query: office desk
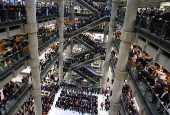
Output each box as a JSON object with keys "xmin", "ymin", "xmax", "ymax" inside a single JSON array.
[
  {"xmin": 16, "ymin": 36, "xmax": 24, "ymax": 42},
  {"xmin": 0, "ymin": 42, "xmax": 7, "ymax": 51}
]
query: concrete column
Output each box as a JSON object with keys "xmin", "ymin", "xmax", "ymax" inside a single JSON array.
[
  {"xmin": 102, "ymin": 0, "xmax": 118, "ymax": 90},
  {"xmin": 100, "ymin": 60, "xmax": 104, "ymax": 70},
  {"xmin": 20, "ymin": 24, "xmax": 24, "ymax": 33},
  {"xmin": 109, "ymin": 0, "xmax": 139, "ymax": 114},
  {"xmin": 107, "ymin": 0, "xmax": 112, "ymax": 10},
  {"xmin": 25, "ymin": 0, "xmax": 42, "ymax": 114},
  {"xmin": 103, "ymin": 22, "xmax": 108, "ymax": 43},
  {"xmin": 6, "ymin": 27, "xmax": 9, "ymax": 37},
  {"xmin": 59, "ymin": 0, "xmax": 64, "ymax": 84},
  {"xmin": 43, "ymin": 20, "xmax": 45, "ymax": 26},
  {"xmin": 155, "ymin": 48, "xmax": 164, "ymax": 62},
  {"xmin": 70, "ymin": 0, "xmax": 75, "ymax": 25},
  {"xmin": 143, "ymin": 40, "xmax": 150, "ymax": 51}
]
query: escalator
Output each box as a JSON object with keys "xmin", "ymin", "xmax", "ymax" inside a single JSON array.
[
  {"xmin": 74, "ymin": 66, "xmax": 102, "ymax": 84},
  {"xmin": 76, "ymin": 0, "xmax": 99, "ymax": 14},
  {"xmin": 72, "ymin": 49, "xmax": 95, "ymax": 58},
  {"xmin": 64, "ymin": 16, "xmax": 110, "ymax": 39},
  {"xmin": 64, "ymin": 53, "xmax": 105, "ymax": 71},
  {"xmin": 73, "ymin": 36, "xmax": 95, "ymax": 50},
  {"xmin": 81, "ymin": 0, "xmax": 102, "ymax": 11},
  {"xmin": 74, "ymin": 69, "xmax": 97, "ymax": 84}
]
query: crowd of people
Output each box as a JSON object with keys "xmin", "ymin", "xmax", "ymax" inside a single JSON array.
[
  {"xmin": 55, "ymin": 86, "xmax": 98, "ymax": 115},
  {"xmin": 64, "ymin": 33, "xmax": 105, "ymax": 68},
  {"xmin": 14, "ymin": 67, "xmax": 60, "ymax": 115},
  {"xmin": 60, "ymin": 82, "xmax": 101, "ymax": 95},
  {"xmin": 78, "ymin": 34, "xmax": 103, "ymax": 49},
  {"xmin": 0, "ymin": 2, "xmax": 60, "ymax": 22},
  {"xmin": 117, "ymin": 7, "xmax": 170, "ymax": 40},
  {"xmin": 82, "ymin": 0, "xmax": 103, "ymax": 11},
  {"xmin": 128, "ymin": 44, "xmax": 170, "ymax": 113},
  {"xmin": 112, "ymin": 21, "xmax": 170, "ymax": 114},
  {"xmin": 0, "ymin": 79, "xmax": 29, "ymax": 114},
  {"xmin": 15, "ymin": 95, "xmax": 35, "ymax": 115},
  {"xmin": 122, "ymin": 83, "xmax": 139, "ymax": 115},
  {"xmin": 0, "ymin": 26, "xmax": 57, "ymax": 73},
  {"xmin": 40, "ymin": 46, "xmax": 59, "ymax": 72},
  {"xmin": 0, "ymin": 0, "xmax": 110, "ymax": 23},
  {"xmin": 64, "ymin": 11, "xmax": 108, "ymax": 33},
  {"xmin": 0, "ymin": 36, "xmax": 28, "ymax": 71}
]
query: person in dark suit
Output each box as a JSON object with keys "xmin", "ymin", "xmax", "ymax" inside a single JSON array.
[
  {"xmin": 158, "ymin": 87, "xmax": 169, "ymax": 102},
  {"xmin": 161, "ymin": 7, "xmax": 170, "ymax": 20}
]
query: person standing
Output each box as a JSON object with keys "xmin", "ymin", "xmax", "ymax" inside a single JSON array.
[{"xmin": 100, "ymin": 102, "xmax": 104, "ymax": 110}]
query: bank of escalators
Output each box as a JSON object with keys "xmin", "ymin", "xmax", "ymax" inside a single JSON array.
[{"xmin": 64, "ymin": 51, "xmax": 105, "ymax": 84}]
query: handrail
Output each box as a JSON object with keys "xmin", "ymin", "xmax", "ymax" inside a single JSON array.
[
  {"xmin": 0, "ymin": 54, "xmax": 29, "ymax": 80},
  {"xmin": 76, "ymin": 0, "xmax": 99, "ymax": 14},
  {"xmin": 0, "ymin": 11, "xmax": 94, "ymax": 29},
  {"xmin": 110, "ymin": 58, "xmax": 156, "ymax": 115},
  {"xmin": 82, "ymin": 0, "xmax": 101, "ymax": 11},
  {"xmin": 40, "ymin": 40, "xmax": 70, "ymax": 76},
  {"xmin": 64, "ymin": 16, "xmax": 110, "ymax": 38},
  {"xmin": 0, "ymin": 16, "xmax": 109, "ymax": 82},
  {"xmin": 74, "ymin": 70, "xmax": 97, "ymax": 83},
  {"xmin": 0, "ymin": 34, "xmax": 58, "ymax": 80},
  {"xmin": 1, "ymin": 84, "xmax": 32, "ymax": 115},
  {"xmin": 120, "ymin": 95, "xmax": 128, "ymax": 115},
  {"xmin": 0, "ymin": 40, "xmax": 70, "ymax": 115},
  {"xmin": 127, "ymin": 63, "xmax": 170, "ymax": 115},
  {"xmin": 72, "ymin": 49, "xmax": 94, "ymax": 58},
  {"xmin": 129, "ymin": 65, "xmax": 169, "ymax": 115},
  {"xmin": 116, "ymin": 12, "xmax": 170, "ymax": 53},
  {"xmin": 65, "ymin": 54, "xmax": 105, "ymax": 70},
  {"xmin": 73, "ymin": 36, "xmax": 95, "ymax": 50}
]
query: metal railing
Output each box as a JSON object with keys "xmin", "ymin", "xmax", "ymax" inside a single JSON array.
[
  {"xmin": 73, "ymin": 36, "xmax": 95, "ymax": 50},
  {"xmin": 0, "ymin": 39, "xmax": 70, "ymax": 115},
  {"xmin": 81, "ymin": 0, "xmax": 101, "ymax": 11},
  {"xmin": 64, "ymin": 16, "xmax": 110, "ymax": 38},
  {"xmin": 127, "ymin": 61, "xmax": 169, "ymax": 115},
  {"xmin": 116, "ymin": 12, "xmax": 170, "ymax": 52},
  {"xmin": 74, "ymin": 69, "xmax": 98, "ymax": 84},
  {"xmin": 0, "ymin": 83, "xmax": 32, "ymax": 115},
  {"xmin": 0, "ymin": 32, "xmax": 58, "ymax": 80},
  {"xmin": 110, "ymin": 58, "xmax": 156, "ymax": 115},
  {"xmin": 76, "ymin": 0, "xmax": 99, "ymax": 14},
  {"xmin": 64, "ymin": 53, "xmax": 105, "ymax": 70},
  {"xmin": 0, "ymin": 15, "xmax": 109, "ymax": 84}
]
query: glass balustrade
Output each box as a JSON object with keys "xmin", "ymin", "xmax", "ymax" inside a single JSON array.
[
  {"xmin": 0, "ymin": 39, "xmax": 70, "ymax": 115},
  {"xmin": 116, "ymin": 12, "xmax": 170, "ymax": 52},
  {"xmin": 64, "ymin": 16, "xmax": 110, "ymax": 38},
  {"xmin": 0, "ymin": 32, "xmax": 58, "ymax": 80},
  {"xmin": 82, "ymin": 0, "xmax": 101, "ymax": 11},
  {"xmin": 0, "ymin": 83, "xmax": 32, "ymax": 115},
  {"xmin": 127, "ymin": 61, "xmax": 169, "ymax": 115},
  {"xmin": 0, "ymin": 14, "xmax": 109, "ymax": 87},
  {"xmin": 74, "ymin": 70, "xmax": 97, "ymax": 84}
]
